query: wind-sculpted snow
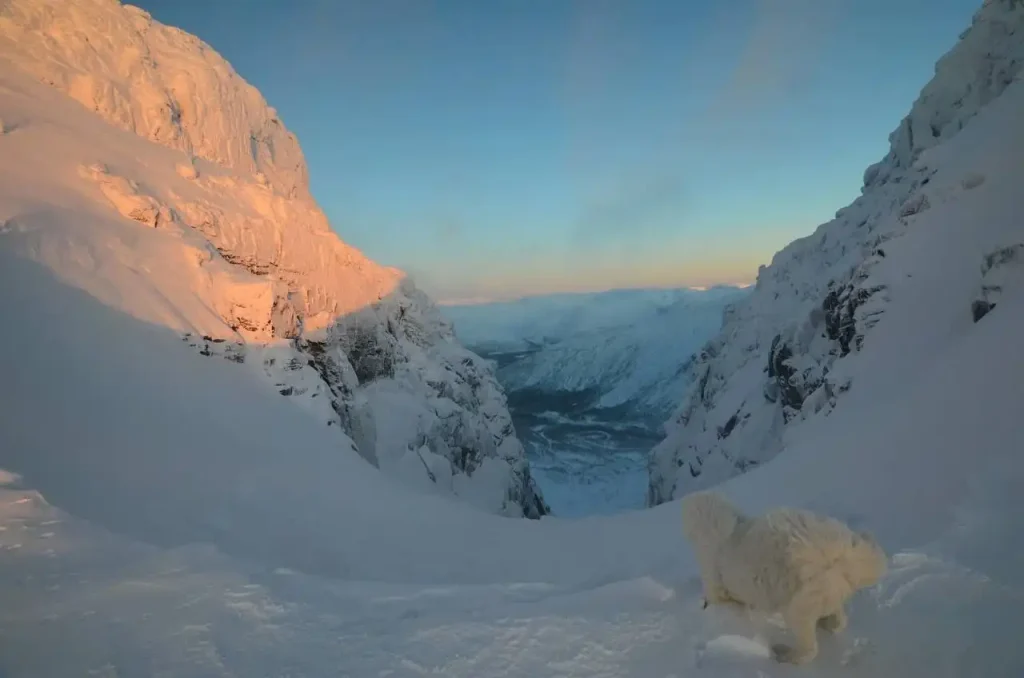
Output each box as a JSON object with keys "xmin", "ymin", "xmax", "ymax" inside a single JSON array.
[
  {"xmin": 648, "ymin": 0, "xmax": 1024, "ymax": 505},
  {"xmin": 0, "ymin": 0, "xmax": 545, "ymax": 517}
]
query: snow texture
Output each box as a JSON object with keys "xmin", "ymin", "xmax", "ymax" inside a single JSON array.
[
  {"xmin": 648, "ymin": 0, "xmax": 1024, "ymax": 505},
  {"xmin": 0, "ymin": 1, "xmax": 1022, "ymax": 677},
  {"xmin": 0, "ymin": 0, "xmax": 545, "ymax": 518},
  {"xmin": 444, "ymin": 286, "xmax": 749, "ymax": 420},
  {"xmin": 1, "ymin": 221, "xmax": 1022, "ymax": 675}
]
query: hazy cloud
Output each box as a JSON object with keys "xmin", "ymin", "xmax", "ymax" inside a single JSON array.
[
  {"xmin": 433, "ymin": 213, "xmax": 464, "ymax": 245},
  {"xmin": 562, "ymin": 0, "xmax": 625, "ymax": 172},
  {"xmin": 571, "ymin": 171, "xmax": 688, "ymax": 249},
  {"xmin": 703, "ymin": 0, "xmax": 846, "ymax": 120},
  {"xmin": 297, "ymin": 0, "xmax": 440, "ymax": 88}
]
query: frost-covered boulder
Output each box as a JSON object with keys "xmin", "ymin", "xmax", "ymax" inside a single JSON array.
[
  {"xmin": 972, "ymin": 243, "xmax": 1024, "ymax": 322},
  {"xmin": 0, "ymin": 0, "xmax": 546, "ymax": 517},
  {"xmin": 648, "ymin": 0, "xmax": 1024, "ymax": 505}
]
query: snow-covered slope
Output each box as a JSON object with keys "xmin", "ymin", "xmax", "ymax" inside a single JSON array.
[
  {"xmin": 648, "ymin": 0, "xmax": 1024, "ymax": 505},
  {"xmin": 1, "ymin": 172, "xmax": 1022, "ymax": 675},
  {"xmin": 1, "ymin": 2, "xmax": 1023, "ymax": 675},
  {"xmin": 0, "ymin": 0, "xmax": 545, "ymax": 518},
  {"xmin": 445, "ymin": 286, "xmax": 748, "ymax": 420}
]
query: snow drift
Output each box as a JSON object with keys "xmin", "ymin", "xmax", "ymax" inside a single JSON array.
[
  {"xmin": 648, "ymin": 0, "xmax": 1024, "ymax": 505},
  {"xmin": 0, "ymin": 0, "xmax": 545, "ymax": 518}
]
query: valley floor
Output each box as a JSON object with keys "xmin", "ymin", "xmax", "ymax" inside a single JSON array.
[{"xmin": 516, "ymin": 410, "xmax": 658, "ymax": 518}]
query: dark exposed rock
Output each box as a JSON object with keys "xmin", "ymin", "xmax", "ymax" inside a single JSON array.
[
  {"xmin": 823, "ymin": 282, "xmax": 887, "ymax": 357},
  {"xmin": 982, "ymin": 243, "xmax": 1024, "ymax": 273},
  {"xmin": 717, "ymin": 413, "xmax": 739, "ymax": 440},
  {"xmin": 511, "ymin": 462, "xmax": 550, "ymax": 518},
  {"xmin": 767, "ymin": 335, "xmax": 806, "ymax": 421},
  {"xmin": 335, "ymin": 322, "xmax": 396, "ymax": 384},
  {"xmin": 972, "ymin": 299, "xmax": 996, "ymax": 322},
  {"xmin": 696, "ymin": 365, "xmax": 713, "ymax": 408},
  {"xmin": 296, "ymin": 338, "xmax": 356, "ymax": 433},
  {"xmin": 899, "ymin": 192, "xmax": 931, "ymax": 217},
  {"xmin": 972, "ymin": 243, "xmax": 1024, "ymax": 322}
]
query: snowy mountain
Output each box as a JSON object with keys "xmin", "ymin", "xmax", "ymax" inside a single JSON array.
[
  {"xmin": 444, "ymin": 286, "xmax": 749, "ymax": 421},
  {"xmin": 1, "ymin": 1, "xmax": 1023, "ymax": 676},
  {"xmin": 0, "ymin": 0, "xmax": 545, "ymax": 518},
  {"xmin": 648, "ymin": 0, "xmax": 1024, "ymax": 505}
]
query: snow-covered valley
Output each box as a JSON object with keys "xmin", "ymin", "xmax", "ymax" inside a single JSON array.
[
  {"xmin": 508, "ymin": 400, "xmax": 660, "ymax": 518},
  {"xmin": 1, "ymin": 0, "xmax": 1024, "ymax": 676},
  {"xmin": 444, "ymin": 287, "xmax": 748, "ymax": 514},
  {"xmin": 444, "ymin": 285, "xmax": 749, "ymax": 424}
]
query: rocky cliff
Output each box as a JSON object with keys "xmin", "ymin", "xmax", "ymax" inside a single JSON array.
[{"xmin": 0, "ymin": 0, "xmax": 546, "ymax": 517}]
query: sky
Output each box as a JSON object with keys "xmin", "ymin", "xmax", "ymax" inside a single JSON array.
[{"xmin": 134, "ymin": 0, "xmax": 981, "ymax": 304}]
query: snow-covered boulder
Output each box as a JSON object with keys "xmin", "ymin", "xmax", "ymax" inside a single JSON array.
[
  {"xmin": 0, "ymin": 0, "xmax": 545, "ymax": 517},
  {"xmin": 648, "ymin": 0, "xmax": 1024, "ymax": 505},
  {"xmin": 972, "ymin": 243, "xmax": 1024, "ymax": 322}
]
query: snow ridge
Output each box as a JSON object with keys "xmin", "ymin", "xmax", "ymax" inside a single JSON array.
[
  {"xmin": 648, "ymin": 0, "xmax": 1024, "ymax": 505},
  {"xmin": 0, "ymin": 0, "xmax": 307, "ymax": 198},
  {"xmin": 0, "ymin": 0, "xmax": 545, "ymax": 517}
]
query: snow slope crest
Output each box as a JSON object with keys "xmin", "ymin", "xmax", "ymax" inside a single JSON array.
[
  {"xmin": 0, "ymin": 0, "xmax": 545, "ymax": 517},
  {"xmin": 648, "ymin": 0, "xmax": 1024, "ymax": 505},
  {"xmin": 0, "ymin": 0, "xmax": 307, "ymax": 198}
]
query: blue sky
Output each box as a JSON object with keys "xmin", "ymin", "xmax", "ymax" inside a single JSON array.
[{"xmin": 136, "ymin": 0, "xmax": 980, "ymax": 303}]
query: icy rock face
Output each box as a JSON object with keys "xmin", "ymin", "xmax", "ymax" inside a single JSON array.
[
  {"xmin": 191, "ymin": 281, "xmax": 549, "ymax": 518},
  {"xmin": 0, "ymin": 0, "xmax": 545, "ymax": 517},
  {"xmin": 648, "ymin": 0, "xmax": 1024, "ymax": 506}
]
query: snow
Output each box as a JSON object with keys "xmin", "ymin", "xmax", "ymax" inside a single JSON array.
[
  {"xmin": 1, "ymin": 245, "xmax": 1021, "ymax": 674},
  {"xmin": 521, "ymin": 414, "xmax": 657, "ymax": 517},
  {"xmin": 444, "ymin": 286, "xmax": 748, "ymax": 419},
  {"xmin": 648, "ymin": 0, "xmax": 1024, "ymax": 505},
  {"xmin": 0, "ymin": 0, "xmax": 308, "ymax": 199},
  {"xmin": 0, "ymin": 0, "xmax": 545, "ymax": 518},
  {"xmin": 0, "ymin": 0, "xmax": 1023, "ymax": 676},
  {"xmin": 443, "ymin": 286, "xmax": 746, "ymax": 353}
]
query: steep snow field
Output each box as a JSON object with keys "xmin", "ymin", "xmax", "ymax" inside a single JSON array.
[
  {"xmin": 1, "ymin": 0, "xmax": 1023, "ymax": 676},
  {"xmin": 445, "ymin": 286, "xmax": 748, "ymax": 419},
  {"xmin": 445, "ymin": 287, "xmax": 749, "ymax": 516},
  {"xmin": 648, "ymin": 0, "xmax": 1024, "ymax": 505}
]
